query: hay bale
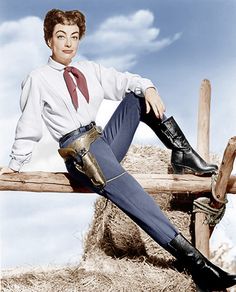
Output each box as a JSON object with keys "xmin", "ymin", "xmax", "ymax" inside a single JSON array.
[
  {"xmin": 122, "ymin": 145, "xmax": 171, "ymax": 175},
  {"xmin": 83, "ymin": 197, "xmax": 147, "ymax": 259},
  {"xmin": 83, "ymin": 196, "xmax": 192, "ymax": 258}
]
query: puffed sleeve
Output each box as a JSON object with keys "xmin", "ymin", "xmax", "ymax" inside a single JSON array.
[
  {"xmin": 92, "ymin": 62, "xmax": 157, "ymax": 101},
  {"xmin": 9, "ymin": 74, "xmax": 43, "ymax": 171}
]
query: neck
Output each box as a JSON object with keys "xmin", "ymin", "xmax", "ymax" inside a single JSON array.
[{"xmin": 51, "ymin": 55, "xmax": 72, "ymax": 66}]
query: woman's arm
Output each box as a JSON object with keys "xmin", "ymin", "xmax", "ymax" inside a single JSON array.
[
  {"xmin": 92, "ymin": 62, "xmax": 155, "ymax": 100},
  {"xmin": 9, "ymin": 74, "xmax": 43, "ymax": 172},
  {"xmin": 91, "ymin": 62, "xmax": 165, "ymax": 119}
]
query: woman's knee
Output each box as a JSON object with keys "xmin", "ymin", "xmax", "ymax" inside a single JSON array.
[{"xmin": 123, "ymin": 92, "xmax": 145, "ymax": 109}]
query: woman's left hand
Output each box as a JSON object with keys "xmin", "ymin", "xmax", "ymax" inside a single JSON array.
[{"xmin": 144, "ymin": 87, "xmax": 166, "ymax": 120}]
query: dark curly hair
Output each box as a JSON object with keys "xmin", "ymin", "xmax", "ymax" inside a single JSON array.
[{"xmin": 44, "ymin": 9, "xmax": 86, "ymax": 46}]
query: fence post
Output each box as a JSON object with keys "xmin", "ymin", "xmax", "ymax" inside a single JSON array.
[
  {"xmin": 195, "ymin": 79, "xmax": 211, "ymax": 258},
  {"xmin": 211, "ymin": 136, "xmax": 236, "ymax": 210}
]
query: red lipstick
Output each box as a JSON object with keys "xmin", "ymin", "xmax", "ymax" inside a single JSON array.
[{"xmin": 63, "ymin": 50, "xmax": 73, "ymax": 54}]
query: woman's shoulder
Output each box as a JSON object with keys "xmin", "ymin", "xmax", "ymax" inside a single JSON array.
[
  {"xmin": 21, "ymin": 65, "xmax": 48, "ymax": 87},
  {"xmin": 27, "ymin": 64, "xmax": 48, "ymax": 78}
]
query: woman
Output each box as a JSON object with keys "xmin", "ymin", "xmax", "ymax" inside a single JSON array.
[{"xmin": 1, "ymin": 9, "xmax": 235, "ymax": 290}]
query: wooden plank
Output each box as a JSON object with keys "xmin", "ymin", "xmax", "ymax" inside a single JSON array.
[{"xmin": 0, "ymin": 172, "xmax": 236, "ymax": 194}]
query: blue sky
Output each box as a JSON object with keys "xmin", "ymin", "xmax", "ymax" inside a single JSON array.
[{"xmin": 0, "ymin": 0, "xmax": 236, "ymax": 269}]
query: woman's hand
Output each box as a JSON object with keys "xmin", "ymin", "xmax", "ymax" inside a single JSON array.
[
  {"xmin": 0, "ymin": 167, "xmax": 15, "ymax": 175},
  {"xmin": 144, "ymin": 87, "xmax": 166, "ymax": 120}
]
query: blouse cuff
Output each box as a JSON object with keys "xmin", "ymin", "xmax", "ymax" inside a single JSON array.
[
  {"xmin": 136, "ymin": 79, "xmax": 158, "ymax": 97},
  {"xmin": 8, "ymin": 158, "xmax": 23, "ymax": 172}
]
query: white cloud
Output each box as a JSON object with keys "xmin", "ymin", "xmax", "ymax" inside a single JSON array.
[
  {"xmin": 0, "ymin": 17, "xmax": 49, "ymax": 119},
  {"xmin": 1, "ymin": 192, "xmax": 98, "ymax": 268},
  {"xmin": 209, "ymin": 62, "xmax": 236, "ymax": 155},
  {"xmin": 0, "ymin": 16, "xmax": 48, "ymax": 75},
  {"xmin": 81, "ymin": 10, "xmax": 181, "ymax": 70},
  {"xmin": 211, "ymin": 194, "xmax": 236, "ymax": 261},
  {"xmin": 95, "ymin": 54, "xmax": 137, "ymax": 72}
]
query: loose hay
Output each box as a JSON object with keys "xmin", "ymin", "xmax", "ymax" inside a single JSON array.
[
  {"xmin": 2, "ymin": 260, "xmax": 194, "ymax": 292},
  {"xmin": 2, "ymin": 145, "xmax": 219, "ymax": 292}
]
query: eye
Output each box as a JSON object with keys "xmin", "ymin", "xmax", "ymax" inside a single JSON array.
[
  {"xmin": 57, "ymin": 35, "xmax": 65, "ymax": 39},
  {"xmin": 72, "ymin": 36, "xmax": 79, "ymax": 40}
]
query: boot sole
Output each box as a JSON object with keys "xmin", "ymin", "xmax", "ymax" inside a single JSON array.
[{"xmin": 172, "ymin": 164, "xmax": 216, "ymax": 176}]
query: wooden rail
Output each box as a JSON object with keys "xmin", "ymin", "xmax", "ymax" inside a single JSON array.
[{"xmin": 0, "ymin": 171, "xmax": 236, "ymax": 194}]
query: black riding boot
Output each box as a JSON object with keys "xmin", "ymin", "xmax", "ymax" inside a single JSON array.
[
  {"xmin": 166, "ymin": 234, "xmax": 236, "ymax": 290},
  {"xmin": 141, "ymin": 111, "xmax": 218, "ymax": 175},
  {"xmin": 160, "ymin": 116, "xmax": 218, "ymax": 174}
]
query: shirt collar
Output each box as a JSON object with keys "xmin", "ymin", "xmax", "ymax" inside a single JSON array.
[{"xmin": 47, "ymin": 57, "xmax": 72, "ymax": 71}]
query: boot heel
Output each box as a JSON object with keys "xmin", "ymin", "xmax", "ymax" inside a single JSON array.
[{"xmin": 172, "ymin": 164, "xmax": 184, "ymax": 174}]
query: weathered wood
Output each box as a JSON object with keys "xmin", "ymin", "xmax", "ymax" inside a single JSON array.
[
  {"xmin": 0, "ymin": 172, "xmax": 91, "ymax": 193},
  {"xmin": 197, "ymin": 79, "xmax": 211, "ymax": 161},
  {"xmin": 211, "ymin": 136, "xmax": 236, "ymax": 209},
  {"xmin": 194, "ymin": 214, "xmax": 210, "ymax": 258},
  {"xmin": 195, "ymin": 79, "xmax": 211, "ymax": 258},
  {"xmin": 0, "ymin": 171, "xmax": 236, "ymax": 194}
]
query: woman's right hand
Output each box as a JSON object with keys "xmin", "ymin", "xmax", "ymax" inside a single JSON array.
[{"xmin": 0, "ymin": 167, "xmax": 15, "ymax": 175}]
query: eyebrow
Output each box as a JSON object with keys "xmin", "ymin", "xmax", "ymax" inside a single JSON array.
[{"xmin": 55, "ymin": 30, "xmax": 79, "ymax": 35}]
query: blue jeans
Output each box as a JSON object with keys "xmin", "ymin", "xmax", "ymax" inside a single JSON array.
[{"xmin": 60, "ymin": 92, "xmax": 179, "ymax": 247}]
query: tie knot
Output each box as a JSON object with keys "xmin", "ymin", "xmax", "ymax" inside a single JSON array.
[{"xmin": 65, "ymin": 66, "xmax": 78, "ymax": 76}]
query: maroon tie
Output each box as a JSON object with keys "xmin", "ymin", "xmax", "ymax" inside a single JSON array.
[{"xmin": 63, "ymin": 66, "xmax": 90, "ymax": 110}]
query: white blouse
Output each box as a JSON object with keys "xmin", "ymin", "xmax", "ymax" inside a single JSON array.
[{"xmin": 9, "ymin": 57, "xmax": 155, "ymax": 171}]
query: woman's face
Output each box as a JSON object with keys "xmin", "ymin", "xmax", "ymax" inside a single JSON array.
[{"xmin": 48, "ymin": 23, "xmax": 80, "ymax": 65}]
